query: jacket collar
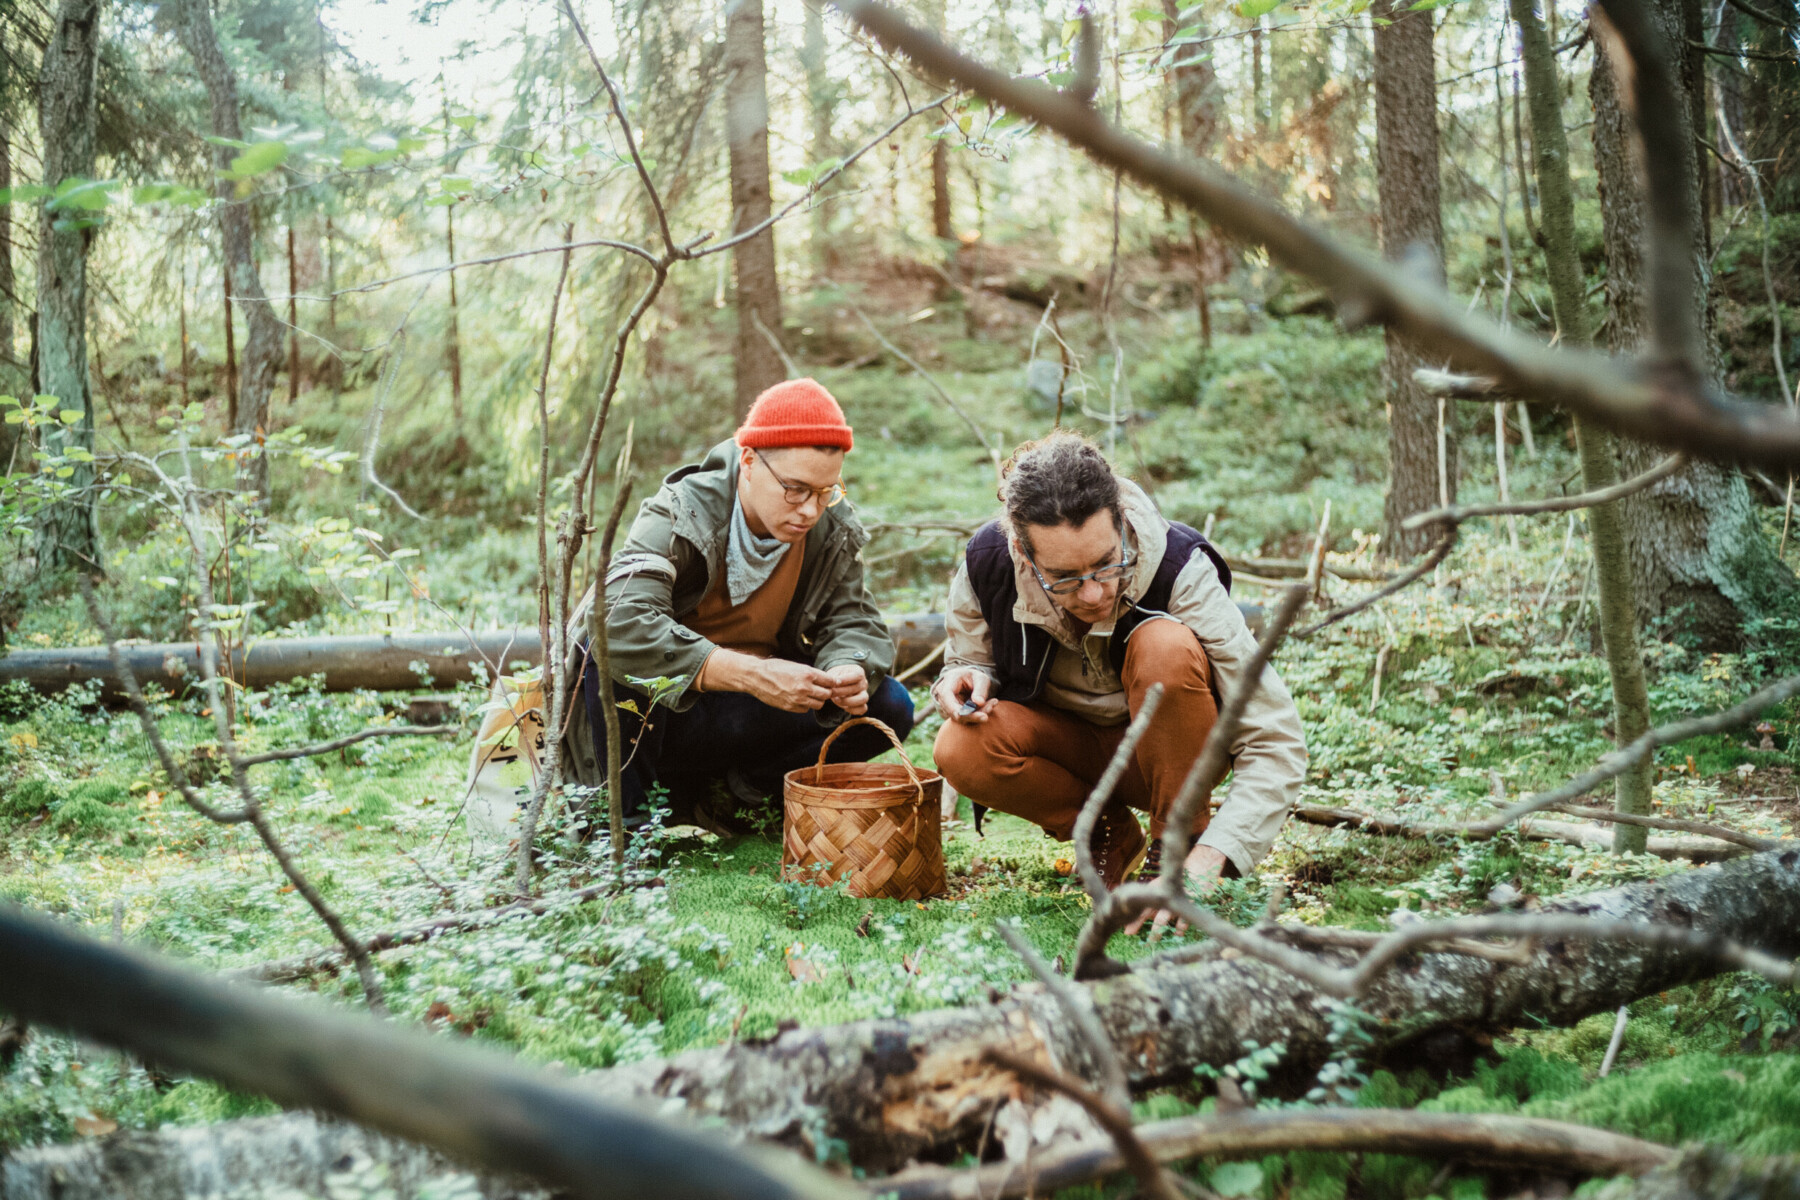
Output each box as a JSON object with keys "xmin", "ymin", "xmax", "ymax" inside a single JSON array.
[
  {"xmin": 664, "ymin": 438, "xmax": 869, "ymax": 580},
  {"xmin": 1006, "ymin": 479, "xmax": 1168, "ymax": 633}
]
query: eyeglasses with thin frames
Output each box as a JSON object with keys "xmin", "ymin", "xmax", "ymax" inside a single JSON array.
[
  {"xmin": 755, "ymin": 450, "xmax": 847, "ymax": 509},
  {"xmin": 1025, "ymin": 528, "xmax": 1137, "ymax": 597}
]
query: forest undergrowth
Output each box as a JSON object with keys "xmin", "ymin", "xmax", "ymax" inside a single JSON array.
[{"xmin": 3, "ymin": 299, "xmax": 1799, "ymax": 1200}]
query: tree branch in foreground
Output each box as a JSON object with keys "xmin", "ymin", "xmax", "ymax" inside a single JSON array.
[
  {"xmin": 1293, "ymin": 529, "xmax": 1457, "ymax": 638},
  {"xmin": 832, "ymin": 0, "xmax": 1800, "ymax": 470},
  {"xmin": 238, "ymin": 724, "xmax": 456, "ymax": 766},
  {"xmin": 1402, "ymin": 453, "xmax": 1686, "ymax": 531},
  {"xmin": 883, "ymin": 1108, "xmax": 1675, "ymax": 1200},
  {"xmin": 0, "ymin": 905, "xmax": 851, "ymax": 1200}
]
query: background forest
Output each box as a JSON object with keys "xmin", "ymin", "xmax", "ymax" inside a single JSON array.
[{"xmin": 1, "ymin": 0, "xmax": 1799, "ymax": 1196}]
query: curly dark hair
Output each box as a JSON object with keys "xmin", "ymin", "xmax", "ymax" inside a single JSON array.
[{"xmin": 999, "ymin": 431, "xmax": 1122, "ymax": 547}]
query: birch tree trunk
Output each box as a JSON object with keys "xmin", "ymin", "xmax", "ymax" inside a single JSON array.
[
  {"xmin": 9, "ymin": 848, "xmax": 1800, "ymax": 1194},
  {"xmin": 168, "ymin": 0, "xmax": 285, "ymax": 504},
  {"xmin": 1589, "ymin": 1, "xmax": 1796, "ymax": 651},
  {"xmin": 1372, "ymin": 0, "xmax": 1453, "ymax": 559},
  {"xmin": 32, "ymin": 0, "xmax": 102, "ymax": 574},
  {"xmin": 724, "ymin": 0, "xmax": 784, "ymax": 420},
  {"xmin": 1510, "ymin": 0, "xmax": 1655, "ymax": 854}
]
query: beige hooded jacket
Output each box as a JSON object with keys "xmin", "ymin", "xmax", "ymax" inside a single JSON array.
[{"xmin": 937, "ymin": 480, "xmax": 1308, "ymax": 876}]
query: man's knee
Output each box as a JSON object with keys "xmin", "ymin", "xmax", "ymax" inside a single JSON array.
[
  {"xmin": 867, "ymin": 675, "xmax": 916, "ymax": 740},
  {"xmin": 1123, "ymin": 617, "xmax": 1211, "ymax": 688}
]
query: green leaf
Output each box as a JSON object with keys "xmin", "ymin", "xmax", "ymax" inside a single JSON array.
[
  {"xmin": 449, "ymin": 114, "xmax": 478, "ymax": 133},
  {"xmin": 59, "ymin": 410, "xmax": 82, "ymax": 425},
  {"xmin": 1166, "ymin": 51, "xmax": 1214, "ymax": 69},
  {"xmin": 341, "ymin": 145, "xmax": 400, "ymax": 170},
  {"xmin": 47, "ymin": 178, "xmax": 117, "ymax": 212},
  {"xmin": 3, "ymin": 411, "xmax": 23, "ymax": 425},
  {"xmin": 203, "ymin": 135, "xmax": 250, "ymax": 150},
  {"xmin": 1211, "ymin": 1162, "xmax": 1264, "ymax": 1198},
  {"xmin": 1130, "ymin": 6, "xmax": 1165, "ymax": 20},
  {"xmin": 1234, "ymin": 0, "xmax": 1280, "ymax": 16},
  {"xmin": 225, "ymin": 141, "xmax": 289, "ymax": 179},
  {"xmin": 395, "ymin": 135, "xmax": 428, "ymax": 154},
  {"xmin": 0, "ymin": 185, "xmax": 52, "ymax": 205},
  {"xmin": 133, "ymin": 182, "xmax": 208, "ymax": 207},
  {"xmin": 781, "ymin": 166, "xmax": 816, "ymax": 186}
]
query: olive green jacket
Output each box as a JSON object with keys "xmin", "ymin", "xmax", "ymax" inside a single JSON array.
[{"xmin": 595, "ymin": 438, "xmax": 894, "ymax": 716}]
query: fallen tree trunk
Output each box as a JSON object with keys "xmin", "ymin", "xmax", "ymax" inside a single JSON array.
[
  {"xmin": 1292, "ymin": 803, "xmax": 1757, "ymax": 863},
  {"xmin": 6, "ymin": 849, "xmax": 1798, "ymax": 1194}
]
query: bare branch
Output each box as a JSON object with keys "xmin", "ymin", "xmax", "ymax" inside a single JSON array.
[
  {"xmin": 832, "ymin": 0, "xmax": 1800, "ymax": 469},
  {"xmin": 561, "ymin": 0, "xmax": 675, "ymax": 257},
  {"xmin": 1402, "ymin": 453, "xmax": 1685, "ymax": 531},
  {"xmin": 979, "ymin": 1047, "xmax": 1182, "ymax": 1200},
  {"xmin": 1294, "ymin": 528, "xmax": 1457, "ymax": 638},
  {"xmin": 852, "ymin": 308, "xmax": 1003, "ymax": 480},
  {"xmin": 994, "ymin": 923, "xmax": 1130, "ymax": 1115},
  {"xmin": 267, "ymin": 237, "xmax": 661, "ymax": 303},
  {"xmin": 883, "ymin": 1108, "xmax": 1674, "ymax": 1200},
  {"xmin": 1070, "ymin": 684, "xmax": 1165, "ymax": 904},
  {"xmin": 1542, "ymin": 802, "xmax": 1782, "ymax": 850},
  {"xmin": 237, "ymin": 725, "xmax": 457, "ymax": 767}
]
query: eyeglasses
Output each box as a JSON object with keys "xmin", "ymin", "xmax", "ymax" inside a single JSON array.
[
  {"xmin": 1025, "ymin": 540, "xmax": 1137, "ymax": 597},
  {"xmin": 755, "ymin": 450, "xmax": 846, "ymax": 509}
]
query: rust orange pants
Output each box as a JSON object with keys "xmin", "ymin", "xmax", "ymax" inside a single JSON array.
[{"xmin": 933, "ymin": 617, "xmax": 1220, "ymax": 843}]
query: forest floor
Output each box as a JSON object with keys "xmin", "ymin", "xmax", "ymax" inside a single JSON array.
[{"xmin": 4, "ymin": 286, "xmax": 1800, "ymax": 1199}]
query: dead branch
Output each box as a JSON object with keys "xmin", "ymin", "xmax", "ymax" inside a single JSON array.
[
  {"xmin": 562, "ymin": 0, "xmax": 674, "ymax": 256},
  {"xmin": 1403, "ymin": 453, "xmax": 1685, "ymax": 531},
  {"xmin": 994, "ymin": 923, "xmax": 1130, "ymax": 1115},
  {"xmin": 979, "ymin": 1047, "xmax": 1183, "ymax": 1200},
  {"xmin": 0, "ymin": 906, "xmax": 852, "ymax": 1200},
  {"xmin": 1070, "ymin": 684, "xmax": 1166, "ymax": 904},
  {"xmin": 852, "ymin": 308, "xmax": 1003, "ymax": 480},
  {"xmin": 1542, "ymin": 803, "xmax": 1783, "ymax": 850},
  {"xmin": 1294, "ymin": 529, "xmax": 1457, "ymax": 638},
  {"xmin": 883, "ymin": 1109, "xmax": 1674, "ymax": 1200},
  {"xmin": 832, "ymin": 0, "xmax": 1800, "ymax": 470},
  {"xmin": 238, "ymin": 724, "xmax": 456, "ymax": 766},
  {"xmin": 1289, "ymin": 803, "xmax": 1752, "ymax": 862}
]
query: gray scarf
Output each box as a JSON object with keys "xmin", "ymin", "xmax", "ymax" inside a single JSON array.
[{"xmin": 725, "ymin": 498, "xmax": 792, "ymax": 606}]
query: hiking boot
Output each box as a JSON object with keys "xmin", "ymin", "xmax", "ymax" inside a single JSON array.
[
  {"xmin": 1135, "ymin": 832, "xmax": 1197, "ymax": 883},
  {"xmin": 1089, "ymin": 805, "xmax": 1148, "ymax": 890}
]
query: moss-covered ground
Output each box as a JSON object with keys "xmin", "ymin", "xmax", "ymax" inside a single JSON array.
[{"xmin": 3, "ymin": 307, "xmax": 1799, "ymax": 1198}]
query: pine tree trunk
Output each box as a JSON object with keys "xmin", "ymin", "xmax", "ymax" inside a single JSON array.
[
  {"xmin": 1512, "ymin": 0, "xmax": 1655, "ymax": 854},
  {"xmin": 801, "ymin": 0, "xmax": 836, "ymax": 274},
  {"xmin": 724, "ymin": 0, "xmax": 783, "ymax": 420},
  {"xmin": 0, "ymin": 63, "xmax": 18, "ymax": 472},
  {"xmin": 1372, "ymin": 0, "xmax": 1453, "ymax": 559},
  {"xmin": 1162, "ymin": 0, "xmax": 1224, "ymax": 346},
  {"xmin": 1588, "ymin": 2, "xmax": 1795, "ymax": 652},
  {"xmin": 168, "ymin": 0, "xmax": 284, "ymax": 503},
  {"xmin": 32, "ymin": 0, "xmax": 102, "ymax": 574}
]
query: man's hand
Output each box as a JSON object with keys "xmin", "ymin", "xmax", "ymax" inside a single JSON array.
[
  {"xmin": 1125, "ymin": 843, "xmax": 1230, "ymax": 937},
  {"xmin": 747, "ymin": 658, "xmax": 837, "ymax": 713},
  {"xmin": 932, "ymin": 667, "xmax": 997, "ymax": 724},
  {"xmin": 821, "ymin": 664, "xmax": 870, "ymax": 715}
]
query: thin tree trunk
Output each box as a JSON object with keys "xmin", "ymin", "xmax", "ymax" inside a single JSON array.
[
  {"xmin": 32, "ymin": 0, "xmax": 103, "ymax": 574},
  {"xmin": 1513, "ymin": 0, "xmax": 1655, "ymax": 854},
  {"xmin": 223, "ymin": 287, "xmax": 237, "ymax": 428},
  {"xmin": 801, "ymin": 0, "xmax": 836, "ymax": 274},
  {"xmin": 11, "ymin": 848, "xmax": 1800, "ymax": 1190},
  {"xmin": 178, "ymin": 261, "xmax": 189, "ymax": 407},
  {"xmin": 1162, "ymin": 0, "xmax": 1223, "ymax": 346},
  {"xmin": 1373, "ymin": 0, "xmax": 1452, "ymax": 559},
  {"xmin": 724, "ymin": 0, "xmax": 783, "ymax": 420},
  {"xmin": 1589, "ymin": 3, "xmax": 1796, "ymax": 651},
  {"xmin": 286, "ymin": 224, "xmax": 299, "ymax": 405},
  {"xmin": 169, "ymin": 0, "xmax": 284, "ymax": 503},
  {"xmin": 446, "ymin": 204, "xmax": 462, "ymax": 427},
  {"xmin": 0, "ymin": 63, "xmax": 16, "ymax": 471},
  {"xmin": 931, "ymin": 141, "xmax": 951, "ymax": 240},
  {"xmin": 325, "ymin": 215, "xmax": 339, "ymax": 401}
]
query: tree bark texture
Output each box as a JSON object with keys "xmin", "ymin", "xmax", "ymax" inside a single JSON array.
[
  {"xmin": 724, "ymin": 0, "xmax": 784, "ymax": 420},
  {"xmin": 31, "ymin": 0, "xmax": 103, "ymax": 574},
  {"xmin": 169, "ymin": 0, "xmax": 284, "ymax": 502},
  {"xmin": 1511, "ymin": 0, "xmax": 1654, "ymax": 853},
  {"xmin": 1162, "ymin": 0, "xmax": 1225, "ymax": 346},
  {"xmin": 0, "ymin": 60, "xmax": 17, "ymax": 473},
  {"xmin": 1589, "ymin": 5, "xmax": 1796, "ymax": 651},
  {"xmin": 9, "ymin": 848, "xmax": 1800, "ymax": 1193},
  {"xmin": 801, "ymin": 0, "xmax": 836, "ymax": 273},
  {"xmin": 1371, "ymin": 0, "xmax": 1453, "ymax": 559}
]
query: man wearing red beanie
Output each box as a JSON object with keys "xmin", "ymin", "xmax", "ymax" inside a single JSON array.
[{"xmin": 577, "ymin": 378, "xmax": 914, "ymax": 830}]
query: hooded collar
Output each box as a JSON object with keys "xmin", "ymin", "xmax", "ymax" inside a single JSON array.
[{"xmin": 1005, "ymin": 479, "xmax": 1168, "ymax": 634}]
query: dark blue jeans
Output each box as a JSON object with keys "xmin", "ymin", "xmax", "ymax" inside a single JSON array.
[{"xmin": 582, "ymin": 660, "xmax": 916, "ymax": 820}]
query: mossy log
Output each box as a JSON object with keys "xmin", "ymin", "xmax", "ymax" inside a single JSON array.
[{"xmin": 5, "ymin": 850, "xmax": 1798, "ymax": 1196}]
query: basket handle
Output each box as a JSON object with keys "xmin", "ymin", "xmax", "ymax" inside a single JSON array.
[{"xmin": 814, "ymin": 716, "xmax": 925, "ymax": 798}]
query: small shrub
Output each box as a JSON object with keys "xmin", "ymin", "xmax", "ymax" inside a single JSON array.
[{"xmin": 2, "ymin": 778, "xmax": 61, "ymax": 824}]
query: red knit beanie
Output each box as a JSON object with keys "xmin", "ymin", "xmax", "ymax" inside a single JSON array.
[{"xmin": 734, "ymin": 378, "xmax": 854, "ymax": 451}]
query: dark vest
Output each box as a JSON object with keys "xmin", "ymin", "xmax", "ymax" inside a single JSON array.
[{"xmin": 964, "ymin": 517, "xmax": 1230, "ymax": 705}]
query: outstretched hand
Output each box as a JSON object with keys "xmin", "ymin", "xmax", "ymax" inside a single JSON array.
[{"xmin": 1125, "ymin": 843, "xmax": 1230, "ymax": 937}]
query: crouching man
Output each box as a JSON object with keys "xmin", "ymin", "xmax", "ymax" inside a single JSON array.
[
  {"xmin": 932, "ymin": 432, "xmax": 1306, "ymax": 911},
  {"xmin": 588, "ymin": 378, "xmax": 914, "ymax": 829}
]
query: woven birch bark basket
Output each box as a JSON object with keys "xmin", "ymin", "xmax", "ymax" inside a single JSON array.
[{"xmin": 781, "ymin": 716, "xmax": 946, "ymax": 901}]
